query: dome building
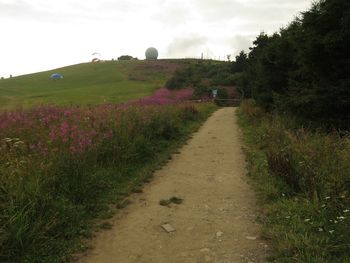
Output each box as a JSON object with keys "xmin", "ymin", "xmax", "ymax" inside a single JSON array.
[{"xmin": 145, "ymin": 47, "xmax": 158, "ymax": 60}]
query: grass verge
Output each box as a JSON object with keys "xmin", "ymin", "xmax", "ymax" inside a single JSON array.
[{"xmin": 237, "ymin": 100, "xmax": 350, "ymax": 263}]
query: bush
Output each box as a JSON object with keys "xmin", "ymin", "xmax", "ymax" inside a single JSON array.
[
  {"xmin": 193, "ymin": 83, "xmax": 211, "ymax": 98},
  {"xmin": 165, "ymin": 60, "xmax": 241, "ymax": 91},
  {"xmin": 118, "ymin": 55, "xmax": 135, "ymax": 60},
  {"xmin": 165, "ymin": 68, "xmax": 192, "ymax": 90}
]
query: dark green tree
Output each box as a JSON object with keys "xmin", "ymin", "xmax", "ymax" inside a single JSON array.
[{"xmin": 241, "ymin": 0, "xmax": 350, "ymax": 126}]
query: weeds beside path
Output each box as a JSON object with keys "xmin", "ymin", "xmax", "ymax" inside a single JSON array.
[
  {"xmin": 237, "ymin": 100, "xmax": 350, "ymax": 262},
  {"xmin": 78, "ymin": 108, "xmax": 268, "ymax": 263}
]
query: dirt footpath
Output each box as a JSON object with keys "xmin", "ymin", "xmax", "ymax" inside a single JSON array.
[{"xmin": 78, "ymin": 107, "xmax": 268, "ymax": 263}]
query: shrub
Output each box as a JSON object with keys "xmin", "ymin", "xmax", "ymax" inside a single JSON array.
[
  {"xmin": 117, "ymin": 55, "xmax": 134, "ymax": 60},
  {"xmin": 193, "ymin": 83, "xmax": 211, "ymax": 98},
  {"xmin": 165, "ymin": 60, "xmax": 240, "ymax": 91},
  {"xmin": 239, "ymin": 99, "xmax": 265, "ymax": 119}
]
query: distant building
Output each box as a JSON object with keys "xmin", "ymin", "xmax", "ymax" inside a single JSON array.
[
  {"xmin": 118, "ymin": 55, "xmax": 134, "ymax": 61},
  {"xmin": 145, "ymin": 47, "xmax": 158, "ymax": 60}
]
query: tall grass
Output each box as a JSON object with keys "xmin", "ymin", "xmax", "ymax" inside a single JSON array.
[
  {"xmin": 238, "ymin": 100, "xmax": 350, "ymax": 262},
  {"xmin": 0, "ymin": 102, "xmax": 216, "ymax": 262}
]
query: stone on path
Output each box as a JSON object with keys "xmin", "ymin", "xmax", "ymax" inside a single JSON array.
[
  {"xmin": 246, "ymin": 236, "xmax": 257, "ymax": 240},
  {"xmin": 161, "ymin": 223, "xmax": 176, "ymax": 233}
]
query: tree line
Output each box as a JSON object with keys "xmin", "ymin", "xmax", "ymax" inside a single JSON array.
[{"xmin": 238, "ymin": 0, "xmax": 350, "ymax": 128}]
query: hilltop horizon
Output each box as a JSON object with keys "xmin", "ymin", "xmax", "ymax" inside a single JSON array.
[{"xmin": 0, "ymin": 0, "xmax": 312, "ymax": 77}]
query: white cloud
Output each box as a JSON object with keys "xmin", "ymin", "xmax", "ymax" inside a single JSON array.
[
  {"xmin": 167, "ymin": 34, "xmax": 208, "ymax": 58},
  {"xmin": 0, "ymin": 0, "xmax": 313, "ymax": 77}
]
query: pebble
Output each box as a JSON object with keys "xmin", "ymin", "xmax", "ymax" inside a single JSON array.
[
  {"xmin": 246, "ymin": 236, "xmax": 257, "ymax": 240},
  {"xmin": 161, "ymin": 223, "xmax": 176, "ymax": 233},
  {"xmin": 216, "ymin": 231, "xmax": 224, "ymax": 238}
]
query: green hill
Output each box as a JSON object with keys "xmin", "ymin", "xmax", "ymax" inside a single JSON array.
[{"xmin": 0, "ymin": 60, "xmax": 181, "ymax": 110}]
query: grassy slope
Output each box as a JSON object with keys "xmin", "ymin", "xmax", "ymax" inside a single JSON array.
[{"xmin": 0, "ymin": 60, "xmax": 180, "ymax": 110}]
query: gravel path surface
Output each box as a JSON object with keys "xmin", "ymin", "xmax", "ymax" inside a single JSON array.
[{"xmin": 78, "ymin": 107, "xmax": 268, "ymax": 263}]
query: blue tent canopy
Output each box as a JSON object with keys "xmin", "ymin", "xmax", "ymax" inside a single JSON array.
[{"xmin": 50, "ymin": 73, "xmax": 63, "ymax": 79}]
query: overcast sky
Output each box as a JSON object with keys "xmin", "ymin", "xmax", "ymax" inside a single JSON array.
[{"xmin": 0, "ymin": 0, "xmax": 312, "ymax": 77}]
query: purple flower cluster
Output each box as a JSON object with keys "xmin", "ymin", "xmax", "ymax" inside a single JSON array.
[
  {"xmin": 0, "ymin": 88, "xmax": 194, "ymax": 154},
  {"xmin": 0, "ymin": 106, "xmax": 111, "ymax": 154}
]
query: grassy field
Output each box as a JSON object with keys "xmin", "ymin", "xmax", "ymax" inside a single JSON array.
[{"xmin": 0, "ymin": 60, "xmax": 181, "ymax": 110}]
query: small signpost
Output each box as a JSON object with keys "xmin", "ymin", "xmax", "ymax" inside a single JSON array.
[{"xmin": 212, "ymin": 89, "xmax": 218, "ymax": 98}]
